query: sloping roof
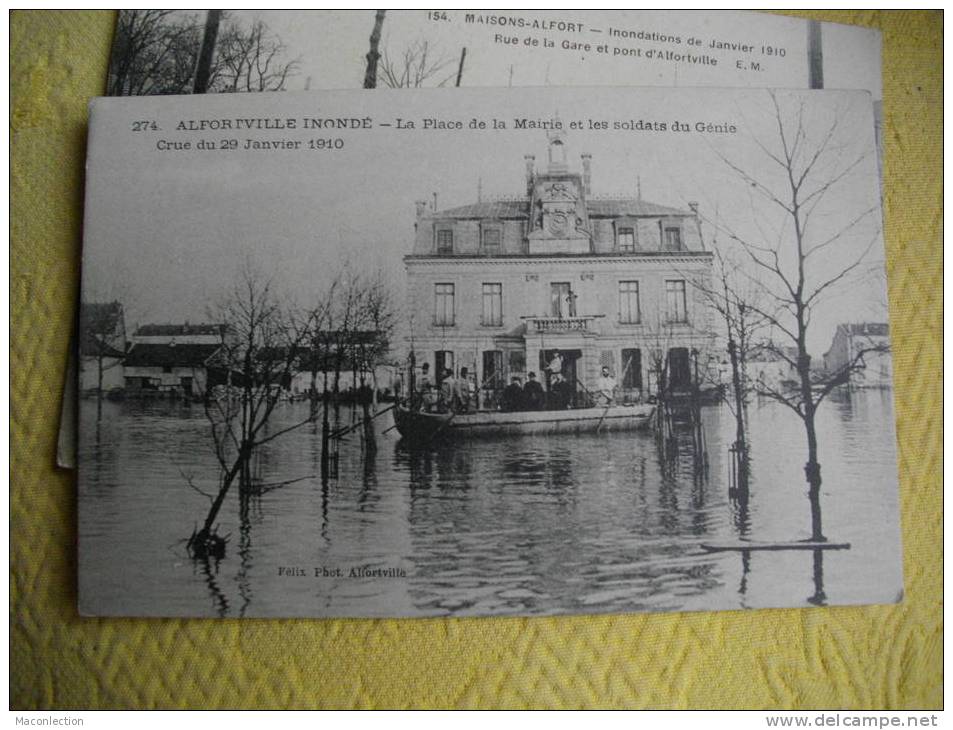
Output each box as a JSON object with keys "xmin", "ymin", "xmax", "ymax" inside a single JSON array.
[
  {"xmin": 134, "ymin": 323, "xmax": 225, "ymax": 337},
  {"xmin": 435, "ymin": 200, "xmax": 530, "ymax": 219},
  {"xmin": 433, "ymin": 197, "xmax": 690, "ymax": 220},
  {"xmin": 80, "ymin": 333, "xmax": 126, "ymax": 359},
  {"xmin": 124, "ymin": 343, "xmax": 220, "ymax": 368},
  {"xmin": 586, "ymin": 199, "xmax": 691, "ymax": 218}
]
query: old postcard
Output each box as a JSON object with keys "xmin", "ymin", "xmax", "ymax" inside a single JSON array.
[
  {"xmin": 58, "ymin": 10, "xmax": 883, "ymax": 469},
  {"xmin": 78, "ymin": 86, "xmax": 900, "ymax": 617}
]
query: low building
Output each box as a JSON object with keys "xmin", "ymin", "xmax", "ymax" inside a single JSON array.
[
  {"xmin": 123, "ymin": 323, "xmax": 226, "ymax": 398},
  {"xmin": 822, "ymin": 323, "xmax": 892, "ymax": 388},
  {"xmin": 123, "ymin": 343, "xmax": 222, "ymax": 397},
  {"xmin": 404, "ymin": 131, "xmax": 714, "ymax": 405},
  {"xmin": 79, "ymin": 301, "xmax": 127, "ymax": 394}
]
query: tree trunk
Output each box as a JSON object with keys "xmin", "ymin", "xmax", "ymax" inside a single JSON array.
[
  {"xmin": 363, "ymin": 10, "xmax": 386, "ymax": 89},
  {"xmin": 193, "ymin": 10, "xmax": 222, "ymax": 94},
  {"xmin": 797, "ymin": 352, "xmax": 825, "ymax": 542},
  {"xmin": 727, "ymin": 338, "xmax": 748, "ymax": 490}
]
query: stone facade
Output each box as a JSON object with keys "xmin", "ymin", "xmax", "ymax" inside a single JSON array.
[{"xmin": 404, "ymin": 132, "xmax": 715, "ymax": 405}]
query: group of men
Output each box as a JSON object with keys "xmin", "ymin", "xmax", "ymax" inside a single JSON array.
[
  {"xmin": 416, "ymin": 363, "xmax": 477, "ymax": 414},
  {"xmin": 414, "ymin": 349, "xmax": 619, "ymax": 414}
]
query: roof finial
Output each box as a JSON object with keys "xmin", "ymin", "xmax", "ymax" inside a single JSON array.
[{"xmin": 477, "ymin": 176, "xmax": 482, "ymax": 202}]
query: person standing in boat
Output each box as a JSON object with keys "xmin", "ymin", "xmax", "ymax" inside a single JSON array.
[
  {"xmin": 546, "ymin": 349, "xmax": 564, "ymax": 384},
  {"xmin": 418, "ymin": 362, "xmax": 437, "ymax": 412},
  {"xmin": 549, "ymin": 373, "xmax": 573, "ymax": 410},
  {"xmin": 440, "ymin": 368, "xmax": 457, "ymax": 413},
  {"xmin": 455, "ymin": 367, "xmax": 471, "ymax": 413},
  {"xmin": 501, "ymin": 375, "xmax": 523, "ymax": 412},
  {"xmin": 522, "ymin": 371, "xmax": 546, "ymax": 411},
  {"xmin": 595, "ymin": 365, "xmax": 617, "ymax": 406}
]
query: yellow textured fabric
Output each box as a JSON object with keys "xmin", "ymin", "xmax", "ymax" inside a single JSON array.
[{"xmin": 10, "ymin": 10, "xmax": 941, "ymax": 709}]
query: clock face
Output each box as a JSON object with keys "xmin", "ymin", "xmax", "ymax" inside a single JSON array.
[{"xmin": 548, "ymin": 211, "xmax": 569, "ymax": 235}]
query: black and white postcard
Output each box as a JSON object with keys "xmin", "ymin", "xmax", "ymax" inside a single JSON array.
[
  {"xmin": 59, "ymin": 10, "xmax": 885, "ymax": 469},
  {"xmin": 78, "ymin": 86, "xmax": 900, "ymax": 617}
]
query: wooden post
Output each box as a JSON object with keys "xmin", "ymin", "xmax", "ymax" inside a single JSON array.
[
  {"xmin": 364, "ymin": 10, "xmax": 386, "ymax": 89},
  {"xmin": 808, "ymin": 20, "xmax": 823, "ymax": 90},
  {"xmin": 193, "ymin": 10, "xmax": 222, "ymax": 94},
  {"xmin": 455, "ymin": 47, "xmax": 467, "ymax": 87}
]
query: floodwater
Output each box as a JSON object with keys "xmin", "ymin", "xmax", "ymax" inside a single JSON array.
[{"xmin": 78, "ymin": 390, "xmax": 903, "ymax": 617}]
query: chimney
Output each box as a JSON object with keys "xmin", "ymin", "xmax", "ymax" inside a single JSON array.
[
  {"xmin": 432, "ymin": 192, "xmax": 438, "ymax": 212},
  {"xmin": 581, "ymin": 153, "xmax": 592, "ymax": 196},
  {"xmin": 524, "ymin": 154, "xmax": 535, "ymax": 195},
  {"xmin": 415, "ymin": 200, "xmax": 428, "ymax": 218},
  {"xmin": 688, "ymin": 201, "xmax": 699, "ymax": 217}
]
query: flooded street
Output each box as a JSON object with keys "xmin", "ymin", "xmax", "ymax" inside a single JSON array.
[{"xmin": 78, "ymin": 390, "xmax": 902, "ymax": 617}]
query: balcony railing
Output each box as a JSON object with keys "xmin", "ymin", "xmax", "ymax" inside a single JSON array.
[{"xmin": 521, "ymin": 315, "xmax": 604, "ymax": 333}]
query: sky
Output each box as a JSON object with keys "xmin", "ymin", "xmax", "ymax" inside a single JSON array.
[{"xmin": 83, "ymin": 85, "xmax": 886, "ymax": 356}]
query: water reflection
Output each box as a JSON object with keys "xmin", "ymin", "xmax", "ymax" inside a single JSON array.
[{"xmin": 77, "ymin": 390, "xmax": 903, "ymax": 617}]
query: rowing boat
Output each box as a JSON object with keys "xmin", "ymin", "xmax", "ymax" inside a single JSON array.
[{"xmin": 392, "ymin": 403, "xmax": 655, "ymax": 443}]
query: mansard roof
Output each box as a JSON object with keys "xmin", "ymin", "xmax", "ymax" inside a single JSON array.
[{"xmin": 433, "ymin": 197, "xmax": 691, "ymax": 220}]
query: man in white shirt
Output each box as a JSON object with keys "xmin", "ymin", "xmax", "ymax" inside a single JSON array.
[
  {"xmin": 547, "ymin": 350, "xmax": 563, "ymax": 381},
  {"xmin": 596, "ymin": 366, "xmax": 617, "ymax": 406}
]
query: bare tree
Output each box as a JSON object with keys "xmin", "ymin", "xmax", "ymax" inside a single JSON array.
[
  {"xmin": 107, "ymin": 10, "xmax": 201, "ymax": 96},
  {"xmin": 107, "ymin": 11, "xmax": 298, "ymax": 96},
  {"xmin": 684, "ymin": 245, "xmax": 765, "ymax": 487},
  {"xmin": 189, "ymin": 263, "xmax": 316, "ymax": 557},
  {"xmin": 378, "ymin": 39, "xmax": 456, "ymax": 88},
  {"xmin": 211, "ymin": 18, "xmax": 299, "ymax": 93},
  {"xmin": 713, "ymin": 91, "xmax": 886, "ymax": 541}
]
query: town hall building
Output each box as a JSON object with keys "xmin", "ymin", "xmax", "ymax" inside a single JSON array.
[{"xmin": 404, "ymin": 131, "xmax": 715, "ymax": 405}]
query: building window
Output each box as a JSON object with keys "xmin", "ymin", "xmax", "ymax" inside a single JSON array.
[
  {"xmin": 663, "ymin": 226, "xmax": 683, "ymax": 251},
  {"xmin": 482, "ymin": 228, "xmax": 501, "ymax": 253},
  {"xmin": 665, "ymin": 280, "xmax": 688, "ymax": 323},
  {"xmin": 618, "ymin": 280, "xmax": 641, "ymax": 324},
  {"xmin": 550, "ymin": 282, "xmax": 576, "ymax": 318},
  {"xmin": 621, "ymin": 348, "xmax": 643, "ymax": 390},
  {"xmin": 482, "ymin": 283, "xmax": 502, "ymax": 326},
  {"xmin": 617, "ymin": 227, "xmax": 635, "ymax": 252},
  {"xmin": 436, "ymin": 229, "xmax": 453, "ymax": 254},
  {"xmin": 434, "ymin": 283, "xmax": 455, "ymax": 326}
]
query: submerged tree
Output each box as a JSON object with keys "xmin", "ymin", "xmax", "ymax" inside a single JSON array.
[
  {"xmin": 189, "ymin": 263, "xmax": 315, "ymax": 557},
  {"xmin": 713, "ymin": 91, "xmax": 887, "ymax": 541},
  {"xmin": 686, "ymin": 245, "xmax": 765, "ymax": 489}
]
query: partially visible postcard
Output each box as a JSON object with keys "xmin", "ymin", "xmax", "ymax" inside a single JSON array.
[{"xmin": 78, "ymin": 86, "xmax": 900, "ymax": 617}]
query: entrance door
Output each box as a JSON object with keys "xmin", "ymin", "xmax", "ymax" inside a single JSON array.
[
  {"xmin": 667, "ymin": 347, "xmax": 691, "ymax": 390},
  {"xmin": 482, "ymin": 350, "xmax": 503, "ymax": 390},
  {"xmin": 621, "ymin": 348, "xmax": 642, "ymax": 391},
  {"xmin": 540, "ymin": 348, "xmax": 582, "ymax": 405},
  {"xmin": 434, "ymin": 351, "xmax": 454, "ymax": 385}
]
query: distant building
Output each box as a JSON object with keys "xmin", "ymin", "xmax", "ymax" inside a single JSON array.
[
  {"xmin": 123, "ymin": 322, "xmax": 226, "ymax": 397},
  {"xmin": 822, "ymin": 323, "xmax": 892, "ymax": 388},
  {"xmin": 404, "ymin": 131, "xmax": 714, "ymax": 404},
  {"xmin": 79, "ymin": 301, "xmax": 127, "ymax": 394},
  {"xmin": 749, "ymin": 343, "xmax": 800, "ymax": 393},
  {"xmin": 289, "ymin": 331, "xmax": 397, "ymax": 399},
  {"xmin": 131, "ymin": 322, "xmax": 225, "ymax": 345}
]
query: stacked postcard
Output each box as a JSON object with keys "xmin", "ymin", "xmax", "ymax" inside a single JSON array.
[{"xmin": 75, "ymin": 10, "xmax": 900, "ymax": 618}]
